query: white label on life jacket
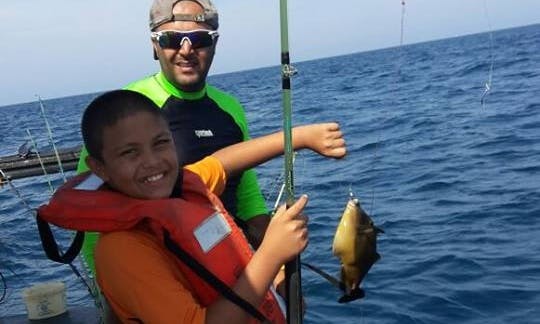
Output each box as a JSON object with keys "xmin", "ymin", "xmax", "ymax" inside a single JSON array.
[
  {"xmin": 75, "ymin": 173, "xmax": 104, "ymax": 190},
  {"xmin": 194, "ymin": 212, "xmax": 232, "ymax": 253}
]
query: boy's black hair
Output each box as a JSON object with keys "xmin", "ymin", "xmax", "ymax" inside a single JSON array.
[{"xmin": 81, "ymin": 89, "xmax": 165, "ymax": 161}]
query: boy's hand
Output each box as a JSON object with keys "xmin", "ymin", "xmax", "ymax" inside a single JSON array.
[
  {"xmin": 259, "ymin": 195, "xmax": 309, "ymax": 264},
  {"xmin": 294, "ymin": 123, "xmax": 347, "ymax": 159}
]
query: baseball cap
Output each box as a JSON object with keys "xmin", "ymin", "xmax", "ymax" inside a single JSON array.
[{"xmin": 149, "ymin": 0, "xmax": 219, "ymax": 31}]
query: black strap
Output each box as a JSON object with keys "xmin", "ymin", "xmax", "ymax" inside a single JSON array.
[
  {"xmin": 163, "ymin": 230, "xmax": 270, "ymax": 323},
  {"xmin": 36, "ymin": 214, "xmax": 84, "ymax": 264}
]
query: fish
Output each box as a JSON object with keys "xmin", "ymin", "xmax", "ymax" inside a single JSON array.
[{"xmin": 332, "ymin": 193, "xmax": 383, "ymax": 303}]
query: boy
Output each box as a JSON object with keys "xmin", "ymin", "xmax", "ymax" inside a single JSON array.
[{"xmin": 38, "ymin": 90, "xmax": 346, "ymax": 323}]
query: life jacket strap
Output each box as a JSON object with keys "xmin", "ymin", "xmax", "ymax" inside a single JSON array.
[
  {"xmin": 163, "ymin": 230, "xmax": 270, "ymax": 323},
  {"xmin": 36, "ymin": 213, "xmax": 84, "ymax": 264}
]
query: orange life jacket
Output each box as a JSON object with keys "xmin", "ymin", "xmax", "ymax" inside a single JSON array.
[{"xmin": 38, "ymin": 170, "xmax": 286, "ymax": 324}]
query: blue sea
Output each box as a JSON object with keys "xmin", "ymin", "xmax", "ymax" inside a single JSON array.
[{"xmin": 1, "ymin": 24, "xmax": 539, "ymax": 323}]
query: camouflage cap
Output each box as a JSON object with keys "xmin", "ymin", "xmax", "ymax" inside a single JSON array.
[{"xmin": 149, "ymin": 0, "xmax": 219, "ymax": 31}]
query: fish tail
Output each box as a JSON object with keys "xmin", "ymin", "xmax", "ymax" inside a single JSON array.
[{"xmin": 338, "ymin": 287, "xmax": 365, "ymax": 303}]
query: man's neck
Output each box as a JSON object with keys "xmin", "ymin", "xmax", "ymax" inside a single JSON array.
[{"xmin": 157, "ymin": 72, "xmax": 207, "ymax": 100}]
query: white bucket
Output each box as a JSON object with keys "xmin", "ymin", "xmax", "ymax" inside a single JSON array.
[{"xmin": 22, "ymin": 281, "xmax": 67, "ymax": 320}]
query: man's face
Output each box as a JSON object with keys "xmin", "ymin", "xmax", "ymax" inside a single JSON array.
[
  {"xmin": 88, "ymin": 112, "xmax": 179, "ymax": 200},
  {"xmin": 153, "ymin": 1, "xmax": 217, "ymax": 92}
]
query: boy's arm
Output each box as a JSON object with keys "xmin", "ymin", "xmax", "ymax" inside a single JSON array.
[
  {"xmin": 206, "ymin": 195, "xmax": 308, "ymax": 323},
  {"xmin": 213, "ymin": 123, "xmax": 346, "ymax": 177},
  {"xmin": 185, "ymin": 156, "xmax": 227, "ymax": 196}
]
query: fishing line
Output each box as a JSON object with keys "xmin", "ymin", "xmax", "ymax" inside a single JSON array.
[
  {"xmin": 400, "ymin": 0, "xmax": 406, "ymax": 47},
  {"xmin": 0, "ymin": 174, "xmax": 38, "ymax": 302},
  {"xmin": 37, "ymin": 95, "xmax": 67, "ymax": 183},
  {"xmin": 261, "ymin": 153, "xmax": 297, "ymax": 211},
  {"xmin": 34, "ymin": 97, "xmax": 100, "ymax": 304},
  {"xmin": 297, "ymin": 152, "xmax": 306, "ymax": 199},
  {"xmin": 26, "ymin": 129, "xmax": 55, "ymax": 194},
  {"xmin": 480, "ymin": 0, "xmax": 494, "ymax": 108},
  {"xmin": 349, "ymin": 0, "xmax": 406, "ymax": 216},
  {"xmin": 272, "ymin": 181, "xmax": 286, "ymax": 213},
  {"xmin": 263, "ymin": 169, "xmax": 285, "ymax": 212},
  {"xmin": 0, "ymin": 269, "xmax": 6, "ymax": 303},
  {"xmin": 365, "ymin": 0, "xmax": 407, "ymax": 217},
  {"xmin": 0, "ymin": 168, "xmax": 98, "ymax": 305},
  {"xmin": 0, "ymin": 263, "xmax": 27, "ymax": 304},
  {"xmin": 0, "ymin": 168, "xmax": 34, "ymax": 213}
]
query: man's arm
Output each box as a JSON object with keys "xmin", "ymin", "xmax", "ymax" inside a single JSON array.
[
  {"xmin": 235, "ymin": 169, "xmax": 270, "ymax": 249},
  {"xmin": 242, "ymin": 214, "xmax": 270, "ymax": 249}
]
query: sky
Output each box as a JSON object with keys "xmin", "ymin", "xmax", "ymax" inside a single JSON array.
[{"xmin": 1, "ymin": 0, "xmax": 539, "ymax": 107}]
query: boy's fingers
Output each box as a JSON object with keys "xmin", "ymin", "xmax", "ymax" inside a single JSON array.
[
  {"xmin": 333, "ymin": 147, "xmax": 347, "ymax": 158},
  {"xmin": 325, "ymin": 122, "xmax": 340, "ymax": 131},
  {"xmin": 284, "ymin": 195, "xmax": 308, "ymax": 218},
  {"xmin": 274, "ymin": 203, "xmax": 287, "ymax": 218},
  {"xmin": 332, "ymin": 138, "xmax": 346, "ymax": 148},
  {"xmin": 290, "ymin": 214, "xmax": 308, "ymax": 230},
  {"xmin": 331, "ymin": 130, "xmax": 343, "ymax": 139}
]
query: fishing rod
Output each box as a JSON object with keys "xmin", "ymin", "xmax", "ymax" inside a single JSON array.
[
  {"xmin": 279, "ymin": 0, "xmax": 303, "ymax": 322},
  {"xmin": 0, "ymin": 168, "xmax": 98, "ymax": 306},
  {"xmin": 26, "ymin": 128, "xmax": 55, "ymax": 194},
  {"xmin": 37, "ymin": 95, "xmax": 67, "ymax": 183}
]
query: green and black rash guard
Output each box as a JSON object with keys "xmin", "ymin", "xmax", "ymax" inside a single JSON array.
[
  {"xmin": 127, "ymin": 72, "xmax": 268, "ymax": 218},
  {"xmin": 76, "ymin": 72, "xmax": 268, "ymax": 274},
  {"xmin": 77, "ymin": 72, "xmax": 268, "ymax": 219}
]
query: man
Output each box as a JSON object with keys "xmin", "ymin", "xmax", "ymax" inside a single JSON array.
[{"xmin": 77, "ymin": 0, "xmax": 271, "ymax": 272}]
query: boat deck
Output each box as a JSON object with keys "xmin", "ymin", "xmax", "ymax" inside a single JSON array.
[
  {"xmin": 0, "ymin": 146, "xmax": 81, "ymax": 182},
  {"xmin": 0, "ymin": 307, "xmax": 99, "ymax": 324}
]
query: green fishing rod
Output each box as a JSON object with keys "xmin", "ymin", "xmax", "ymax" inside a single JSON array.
[{"xmin": 279, "ymin": 0, "xmax": 303, "ymax": 323}]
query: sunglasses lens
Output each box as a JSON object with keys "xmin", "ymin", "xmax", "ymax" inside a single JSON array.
[
  {"xmin": 189, "ymin": 31, "xmax": 214, "ymax": 48},
  {"xmin": 157, "ymin": 33, "xmax": 175, "ymax": 48},
  {"xmin": 158, "ymin": 31, "xmax": 214, "ymax": 49}
]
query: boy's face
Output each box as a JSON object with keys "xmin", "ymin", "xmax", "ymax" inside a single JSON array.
[{"xmin": 87, "ymin": 111, "xmax": 179, "ymax": 199}]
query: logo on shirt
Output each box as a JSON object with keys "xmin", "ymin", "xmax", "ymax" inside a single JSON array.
[{"xmin": 194, "ymin": 129, "xmax": 214, "ymax": 138}]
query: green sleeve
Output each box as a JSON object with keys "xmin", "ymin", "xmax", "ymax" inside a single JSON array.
[
  {"xmin": 76, "ymin": 145, "xmax": 99, "ymax": 275},
  {"xmin": 76, "ymin": 146, "xmax": 90, "ymax": 173},
  {"xmin": 236, "ymin": 169, "xmax": 269, "ymax": 220},
  {"xmin": 207, "ymin": 86, "xmax": 269, "ymax": 220}
]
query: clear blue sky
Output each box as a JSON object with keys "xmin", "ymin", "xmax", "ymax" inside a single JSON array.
[{"xmin": 1, "ymin": 0, "xmax": 539, "ymax": 107}]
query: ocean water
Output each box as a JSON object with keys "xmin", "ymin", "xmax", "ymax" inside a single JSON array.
[{"xmin": 1, "ymin": 24, "xmax": 539, "ymax": 323}]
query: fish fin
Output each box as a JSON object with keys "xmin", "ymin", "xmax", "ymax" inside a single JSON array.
[
  {"xmin": 301, "ymin": 262, "xmax": 343, "ymax": 290},
  {"xmin": 338, "ymin": 288, "xmax": 365, "ymax": 303}
]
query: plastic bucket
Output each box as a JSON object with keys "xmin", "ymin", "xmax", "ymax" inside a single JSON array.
[{"xmin": 22, "ymin": 281, "xmax": 67, "ymax": 320}]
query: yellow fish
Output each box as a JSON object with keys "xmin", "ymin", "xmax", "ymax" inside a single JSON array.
[{"xmin": 332, "ymin": 193, "xmax": 383, "ymax": 303}]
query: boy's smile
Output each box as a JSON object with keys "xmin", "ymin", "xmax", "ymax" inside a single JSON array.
[{"xmin": 88, "ymin": 111, "xmax": 179, "ymax": 200}]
